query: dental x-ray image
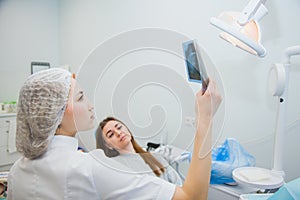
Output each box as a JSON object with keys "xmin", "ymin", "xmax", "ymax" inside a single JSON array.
[{"xmin": 182, "ymin": 40, "xmax": 202, "ymax": 83}]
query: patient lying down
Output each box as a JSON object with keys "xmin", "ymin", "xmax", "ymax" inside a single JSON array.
[{"xmin": 96, "ymin": 116, "xmax": 182, "ymax": 186}]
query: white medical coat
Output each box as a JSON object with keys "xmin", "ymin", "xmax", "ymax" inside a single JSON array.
[{"xmin": 7, "ymin": 135, "xmax": 175, "ymax": 200}]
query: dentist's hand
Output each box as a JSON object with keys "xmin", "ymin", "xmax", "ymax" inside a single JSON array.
[
  {"xmin": 195, "ymin": 79, "xmax": 222, "ymax": 122},
  {"xmin": 172, "ymin": 79, "xmax": 222, "ymax": 200}
]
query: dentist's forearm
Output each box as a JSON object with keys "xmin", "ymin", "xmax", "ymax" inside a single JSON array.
[{"xmin": 172, "ymin": 117, "xmax": 212, "ymax": 200}]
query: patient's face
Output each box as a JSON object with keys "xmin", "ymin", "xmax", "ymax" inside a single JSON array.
[{"xmin": 102, "ymin": 120, "xmax": 132, "ymax": 152}]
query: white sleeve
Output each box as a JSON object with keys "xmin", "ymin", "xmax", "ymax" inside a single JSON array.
[{"xmin": 89, "ymin": 149, "xmax": 176, "ymax": 200}]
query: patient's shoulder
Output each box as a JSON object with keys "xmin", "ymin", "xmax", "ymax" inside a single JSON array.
[
  {"xmin": 151, "ymin": 152, "xmax": 169, "ymax": 165},
  {"xmin": 88, "ymin": 149, "xmax": 132, "ymax": 171}
]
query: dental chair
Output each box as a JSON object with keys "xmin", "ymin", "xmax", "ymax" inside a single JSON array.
[{"xmin": 147, "ymin": 142, "xmax": 191, "ymax": 181}]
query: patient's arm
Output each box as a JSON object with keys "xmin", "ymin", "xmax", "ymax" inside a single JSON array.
[{"xmin": 172, "ymin": 80, "xmax": 222, "ymax": 200}]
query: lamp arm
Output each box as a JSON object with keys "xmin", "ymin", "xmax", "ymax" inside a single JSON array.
[
  {"xmin": 283, "ymin": 45, "xmax": 300, "ymax": 64},
  {"xmin": 238, "ymin": 0, "xmax": 267, "ymax": 25},
  {"xmin": 273, "ymin": 45, "xmax": 300, "ymax": 177}
]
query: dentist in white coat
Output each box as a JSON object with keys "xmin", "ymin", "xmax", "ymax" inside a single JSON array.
[{"xmin": 7, "ymin": 68, "xmax": 221, "ymax": 200}]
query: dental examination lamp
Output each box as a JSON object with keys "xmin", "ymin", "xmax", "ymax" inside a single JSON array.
[
  {"xmin": 210, "ymin": 0, "xmax": 268, "ymax": 57},
  {"xmin": 269, "ymin": 45, "xmax": 300, "ymax": 178}
]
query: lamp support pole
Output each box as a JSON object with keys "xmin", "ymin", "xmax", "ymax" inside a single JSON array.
[
  {"xmin": 238, "ymin": 0, "xmax": 268, "ymax": 25},
  {"xmin": 273, "ymin": 46, "xmax": 300, "ymax": 177}
]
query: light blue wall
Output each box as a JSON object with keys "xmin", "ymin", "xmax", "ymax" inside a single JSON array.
[{"xmin": 0, "ymin": 0, "xmax": 299, "ymax": 182}]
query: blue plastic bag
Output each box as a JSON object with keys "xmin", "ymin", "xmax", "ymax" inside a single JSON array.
[{"xmin": 210, "ymin": 138, "xmax": 255, "ymax": 184}]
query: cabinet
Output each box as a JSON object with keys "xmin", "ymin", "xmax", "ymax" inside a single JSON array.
[{"xmin": 0, "ymin": 114, "xmax": 20, "ymax": 170}]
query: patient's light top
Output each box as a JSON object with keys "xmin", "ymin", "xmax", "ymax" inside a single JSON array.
[{"xmin": 113, "ymin": 152, "xmax": 183, "ymax": 186}]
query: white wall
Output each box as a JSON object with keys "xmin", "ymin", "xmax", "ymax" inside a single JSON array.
[
  {"xmin": 0, "ymin": 0, "xmax": 59, "ymax": 101},
  {"xmin": 0, "ymin": 0, "xmax": 299, "ymax": 182},
  {"xmin": 59, "ymin": 0, "xmax": 300, "ymax": 182}
]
